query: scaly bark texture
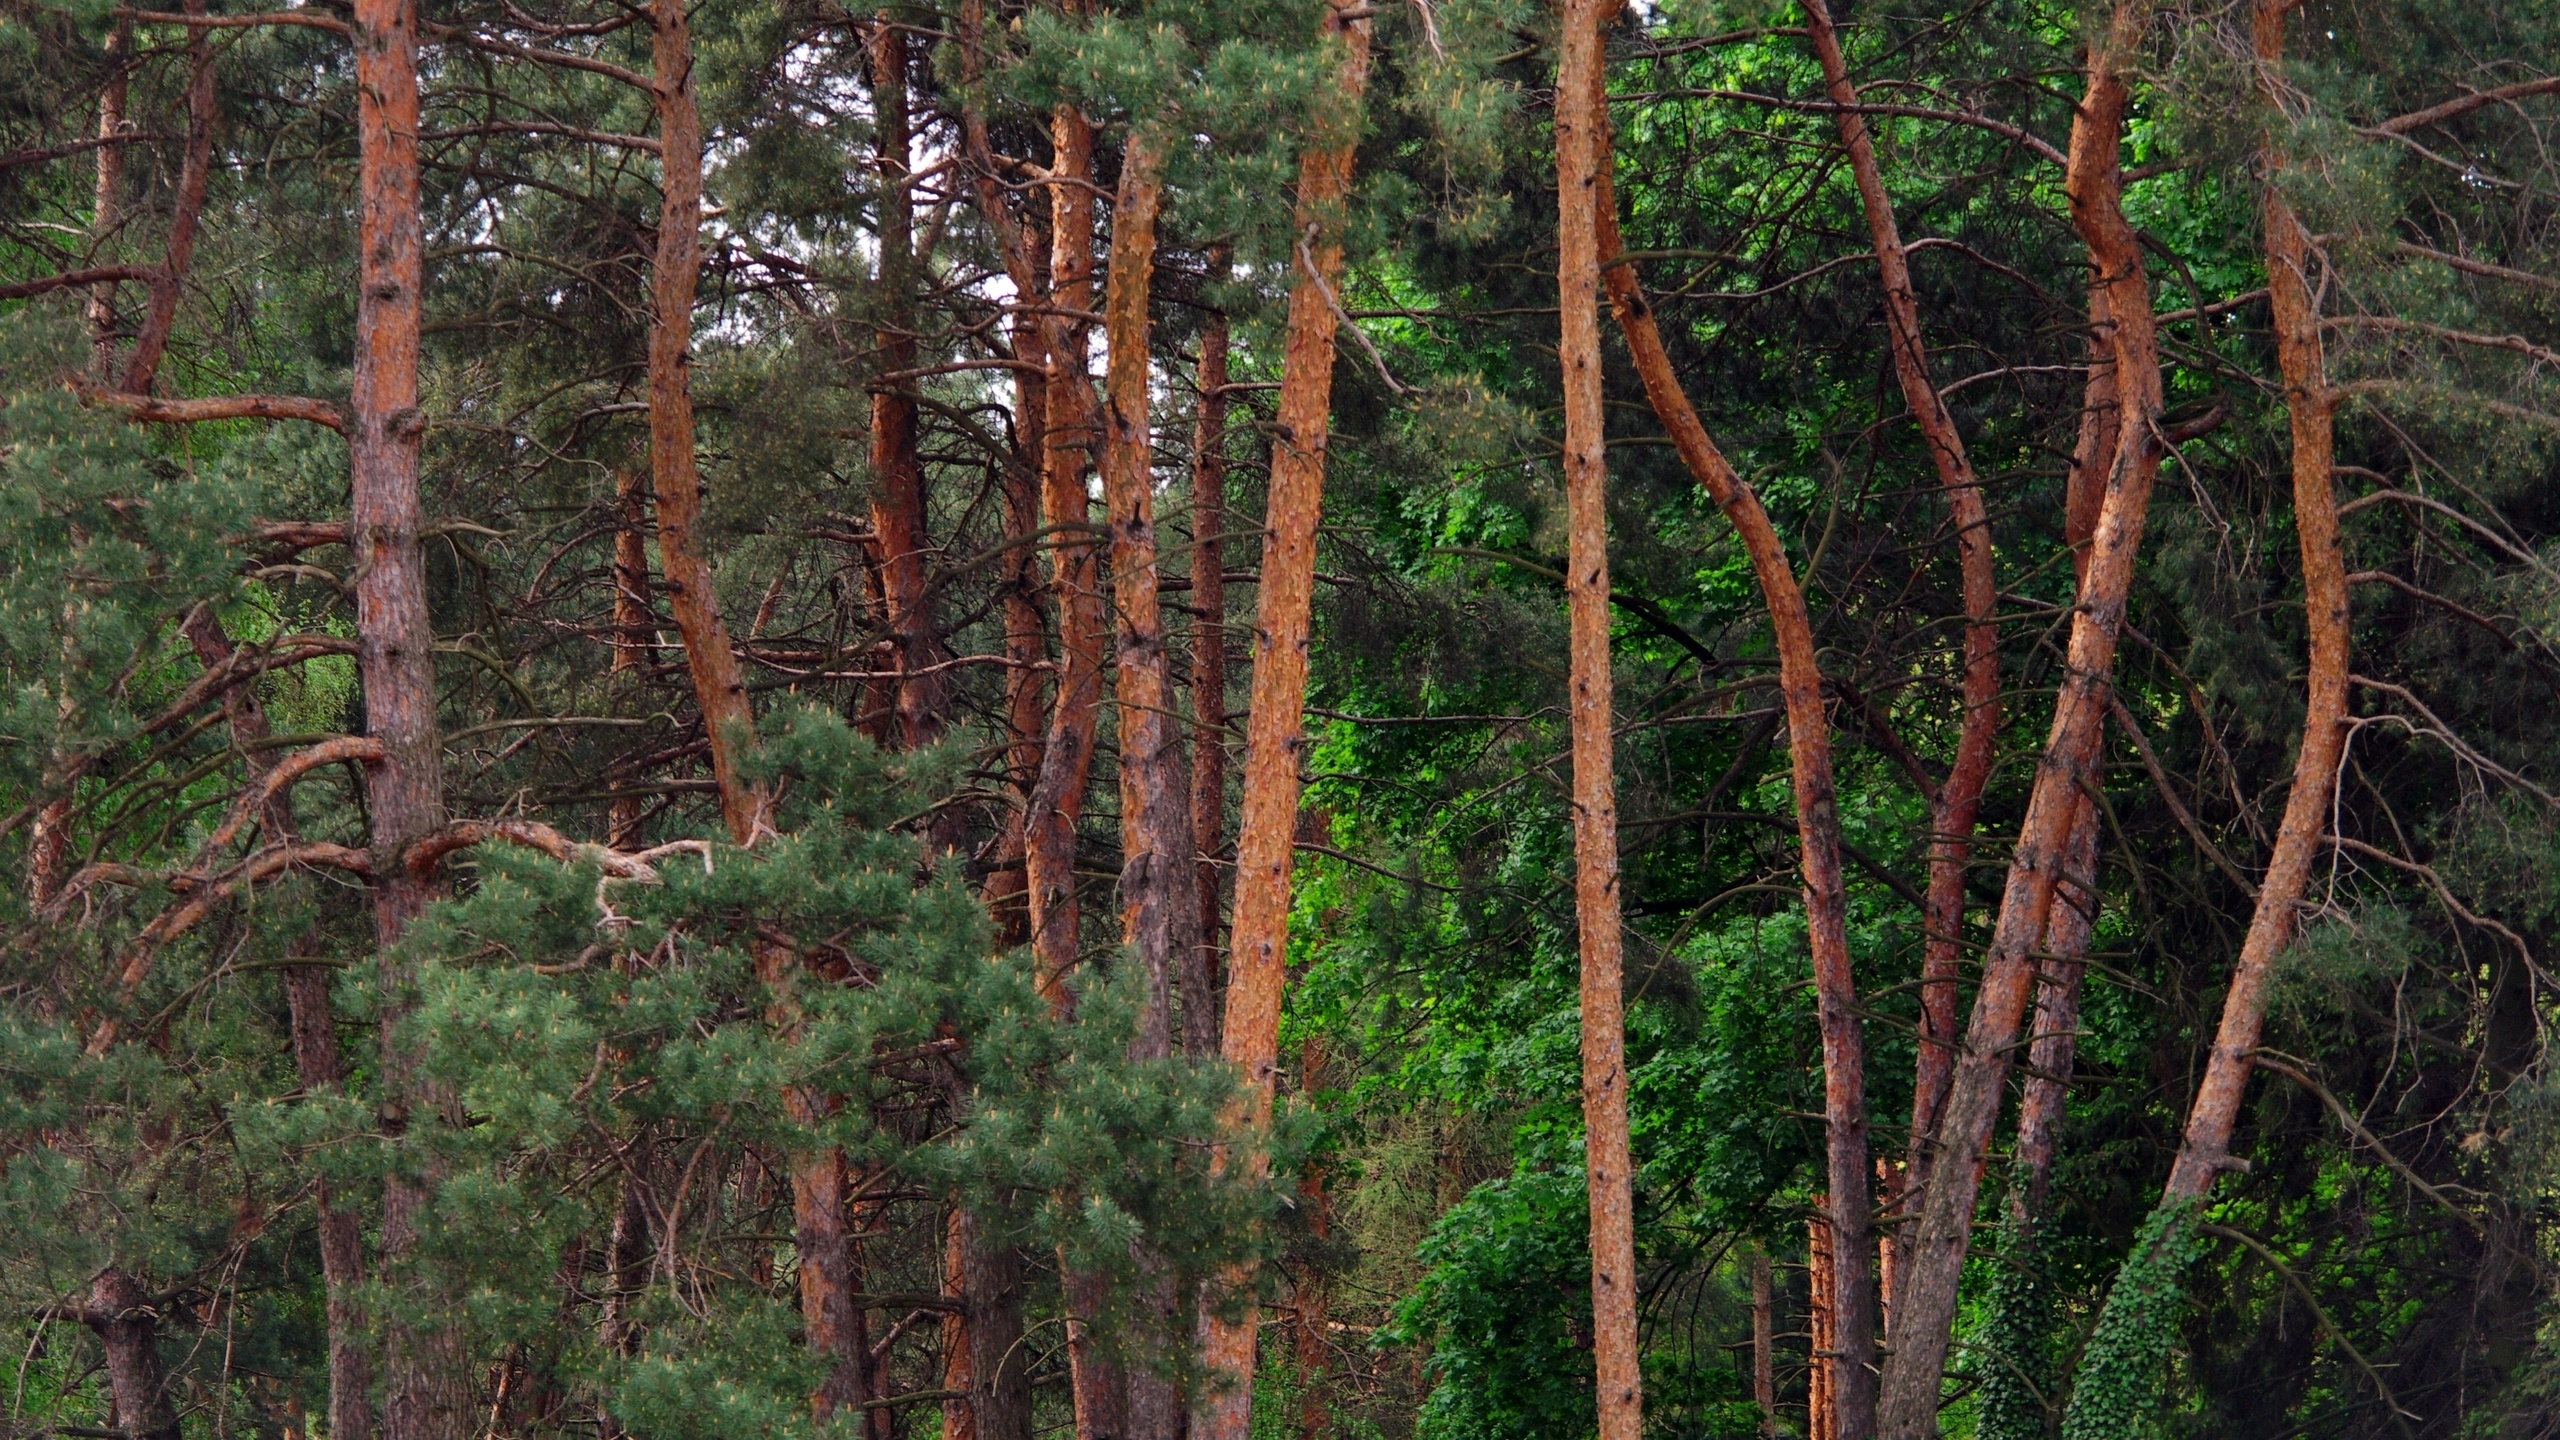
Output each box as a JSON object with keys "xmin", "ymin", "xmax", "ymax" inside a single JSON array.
[
  {"xmin": 609, "ymin": 466, "xmax": 653, "ymax": 847},
  {"xmin": 1023, "ymin": 99, "xmax": 1108, "ymax": 1017},
  {"xmin": 1187, "ymin": 250, "xmax": 1233, "ymax": 1061},
  {"xmin": 1555, "ymin": 4, "xmax": 1642, "ymax": 1436},
  {"xmin": 87, "ymin": 1268, "xmax": 181, "ymax": 1440},
  {"xmin": 648, "ymin": 0, "xmax": 760, "ymax": 845},
  {"xmin": 1100, "ymin": 132, "xmax": 1198, "ymax": 1064},
  {"xmin": 1875, "ymin": 8, "xmax": 2166, "ymax": 1432},
  {"xmin": 119, "ymin": 0, "xmax": 212, "ymax": 397},
  {"xmin": 1196, "ymin": 6, "xmax": 1372, "ymax": 1437},
  {"xmin": 2159, "ymin": 0, "xmax": 2349, "ymax": 1201},
  {"xmin": 867, "ymin": 18, "xmax": 944, "ymax": 751},
  {"xmin": 349, "ymin": 0, "xmax": 460, "ymax": 1434},
  {"xmin": 1800, "ymin": 0, "xmax": 2001, "ymax": 1234},
  {"xmin": 1590, "ymin": 57, "xmax": 1874, "ymax": 1440},
  {"xmin": 1807, "ymin": 1211, "xmax": 1835, "ymax": 1440},
  {"xmin": 1100, "ymin": 134, "xmax": 1193, "ymax": 1440}
]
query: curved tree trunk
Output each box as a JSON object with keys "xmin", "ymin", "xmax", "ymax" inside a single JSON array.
[
  {"xmin": 1589, "ymin": 60, "xmax": 1874, "ymax": 1440},
  {"xmin": 119, "ymin": 0, "xmax": 214, "ymax": 398},
  {"xmin": 1799, "ymin": 0, "xmax": 2001, "ymax": 1249},
  {"xmin": 1555, "ymin": 4, "xmax": 1642, "ymax": 1436},
  {"xmin": 1876, "ymin": 7, "xmax": 2167, "ymax": 1432},
  {"xmin": 2161, "ymin": 0, "xmax": 2348, "ymax": 1201},
  {"xmin": 1194, "ymin": 6, "xmax": 1373, "ymax": 1437}
]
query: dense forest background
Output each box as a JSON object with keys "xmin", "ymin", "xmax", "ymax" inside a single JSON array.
[{"xmin": 3, "ymin": 0, "xmax": 2558, "ymax": 1435}]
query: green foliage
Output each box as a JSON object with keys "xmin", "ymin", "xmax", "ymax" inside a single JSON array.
[{"xmin": 2062, "ymin": 1199, "xmax": 2206, "ymax": 1440}]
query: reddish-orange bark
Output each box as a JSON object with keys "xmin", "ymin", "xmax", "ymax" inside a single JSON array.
[
  {"xmin": 2161, "ymin": 0, "xmax": 2349, "ymax": 1201},
  {"xmin": 120, "ymin": 0, "xmax": 213, "ymax": 396},
  {"xmin": 1187, "ymin": 256, "xmax": 1232, "ymax": 1059},
  {"xmin": 1196, "ymin": 7, "xmax": 1373, "ymax": 1437},
  {"xmin": 1590, "ymin": 65, "xmax": 1874, "ymax": 1440},
  {"xmin": 1100, "ymin": 132, "xmax": 1199, "ymax": 1062},
  {"xmin": 867, "ymin": 18, "xmax": 943, "ymax": 751},
  {"xmin": 1875, "ymin": 8, "xmax": 2166, "ymax": 1431},
  {"xmin": 609, "ymin": 466, "xmax": 652, "ymax": 847},
  {"xmin": 1023, "ymin": 100, "xmax": 1109, "ymax": 1018},
  {"xmin": 1556, "ymin": 3, "xmax": 1642, "ymax": 1435},
  {"xmin": 1800, "ymin": 0, "xmax": 2001, "ymax": 1237},
  {"xmin": 648, "ymin": 0, "xmax": 759, "ymax": 847}
]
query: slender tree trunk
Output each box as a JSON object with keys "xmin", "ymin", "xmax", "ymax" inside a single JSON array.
[
  {"xmin": 2005, "ymin": 271, "xmax": 2127, "ymax": 1225},
  {"xmin": 1293, "ymin": 1076, "xmax": 1332, "ymax": 1440},
  {"xmin": 1589, "ymin": 58, "xmax": 1874, "ymax": 1440},
  {"xmin": 1807, "ymin": 1213, "xmax": 1834, "ymax": 1440},
  {"xmin": 609, "ymin": 466, "xmax": 654, "ymax": 847},
  {"xmin": 1023, "ymin": 98, "xmax": 1108, "ymax": 1015},
  {"xmin": 986, "ymin": 307, "xmax": 1050, "ymax": 947},
  {"xmin": 120, "ymin": 0, "xmax": 213, "ymax": 397},
  {"xmin": 867, "ymin": 17, "xmax": 944, "ymax": 752},
  {"xmin": 1101, "ymin": 133, "xmax": 1197, "ymax": 1061},
  {"xmin": 648, "ymin": 0, "xmax": 760, "ymax": 846},
  {"xmin": 1194, "ymin": 7, "xmax": 1373, "ymax": 1437},
  {"xmin": 1752, "ymin": 1250, "xmax": 1776, "ymax": 1440},
  {"xmin": 1100, "ymin": 133, "xmax": 1194, "ymax": 1440},
  {"xmin": 86, "ymin": 21, "xmax": 130, "ymax": 376},
  {"xmin": 1875, "ymin": 9, "xmax": 2166, "ymax": 1432},
  {"xmin": 1187, "ymin": 253, "xmax": 1233, "ymax": 1061},
  {"xmin": 941, "ymin": 1213, "xmax": 975, "ymax": 1440},
  {"xmin": 87, "ymin": 1268, "xmax": 181, "ymax": 1440},
  {"xmin": 181, "ymin": 609, "xmax": 375, "ymax": 1440},
  {"xmin": 954, "ymin": 1205, "xmax": 1031, "ymax": 1440},
  {"xmin": 1800, "ymin": 0, "xmax": 2001, "ymax": 1248},
  {"xmin": 1555, "ymin": 6, "xmax": 1642, "ymax": 1437},
  {"xmin": 347, "ymin": 0, "xmax": 460, "ymax": 1429},
  {"xmin": 2160, "ymin": 0, "xmax": 2348, "ymax": 1201}
]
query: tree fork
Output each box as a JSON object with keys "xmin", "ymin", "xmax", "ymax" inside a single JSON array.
[{"xmin": 1876, "ymin": 7, "xmax": 2168, "ymax": 1430}]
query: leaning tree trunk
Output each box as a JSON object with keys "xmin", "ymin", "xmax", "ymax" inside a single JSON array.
[
  {"xmin": 1876, "ymin": 6, "xmax": 2168, "ymax": 1433},
  {"xmin": 2059, "ymin": 13, "xmax": 2350, "ymax": 1433},
  {"xmin": 1588, "ymin": 56, "xmax": 1875, "ymax": 1440},
  {"xmin": 1195, "ymin": 6, "xmax": 1373, "ymax": 1438},
  {"xmin": 1555, "ymin": 4, "xmax": 1643, "ymax": 1437},
  {"xmin": 120, "ymin": 0, "xmax": 212, "ymax": 397},
  {"xmin": 1800, "ymin": 0, "xmax": 2001, "ymax": 1252}
]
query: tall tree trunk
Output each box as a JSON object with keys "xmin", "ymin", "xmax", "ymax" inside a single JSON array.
[
  {"xmin": 1800, "ymin": 0, "xmax": 2001, "ymax": 1248},
  {"xmin": 87, "ymin": 1268, "xmax": 181, "ymax": 1440},
  {"xmin": 1023, "ymin": 99, "xmax": 1108, "ymax": 1015},
  {"xmin": 1875, "ymin": 8, "xmax": 2166, "ymax": 1432},
  {"xmin": 2058, "ymin": 18, "xmax": 2350, "ymax": 1431},
  {"xmin": 953, "ymin": 1205, "xmax": 1031, "ymax": 1440},
  {"xmin": 348, "ymin": 0, "xmax": 459, "ymax": 1428},
  {"xmin": 85, "ymin": 20, "xmax": 130, "ymax": 376},
  {"xmin": 1100, "ymin": 133, "xmax": 1194, "ymax": 1440},
  {"xmin": 1751, "ymin": 1250, "xmax": 1776, "ymax": 1440},
  {"xmin": 2005, "ymin": 272, "xmax": 2126, "ymax": 1226},
  {"xmin": 1194, "ymin": 6, "xmax": 1372, "ymax": 1438},
  {"xmin": 609, "ymin": 466, "xmax": 653, "ymax": 848},
  {"xmin": 1024, "ymin": 91, "xmax": 1128, "ymax": 1440},
  {"xmin": 1807, "ymin": 1212, "xmax": 1834, "ymax": 1440},
  {"xmin": 867, "ymin": 16, "xmax": 944, "ymax": 752},
  {"xmin": 1555, "ymin": 5, "xmax": 1642, "ymax": 1437},
  {"xmin": 986, "ymin": 305, "xmax": 1050, "ymax": 947},
  {"xmin": 2159, "ymin": 0, "xmax": 2347, "ymax": 1202},
  {"xmin": 120, "ymin": 0, "xmax": 213, "ymax": 397},
  {"xmin": 181, "ymin": 609, "xmax": 375, "ymax": 1440},
  {"xmin": 648, "ymin": 0, "xmax": 760, "ymax": 846},
  {"xmin": 1101, "ymin": 132, "xmax": 1196, "ymax": 1063},
  {"xmin": 1187, "ymin": 252, "xmax": 1232, "ymax": 1061},
  {"xmin": 1292, "ymin": 1066, "xmax": 1332, "ymax": 1440},
  {"xmin": 1588, "ymin": 58, "xmax": 1874, "ymax": 1440}
]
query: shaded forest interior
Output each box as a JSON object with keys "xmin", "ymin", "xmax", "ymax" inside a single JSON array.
[{"xmin": 5, "ymin": 0, "xmax": 2560, "ymax": 1436}]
